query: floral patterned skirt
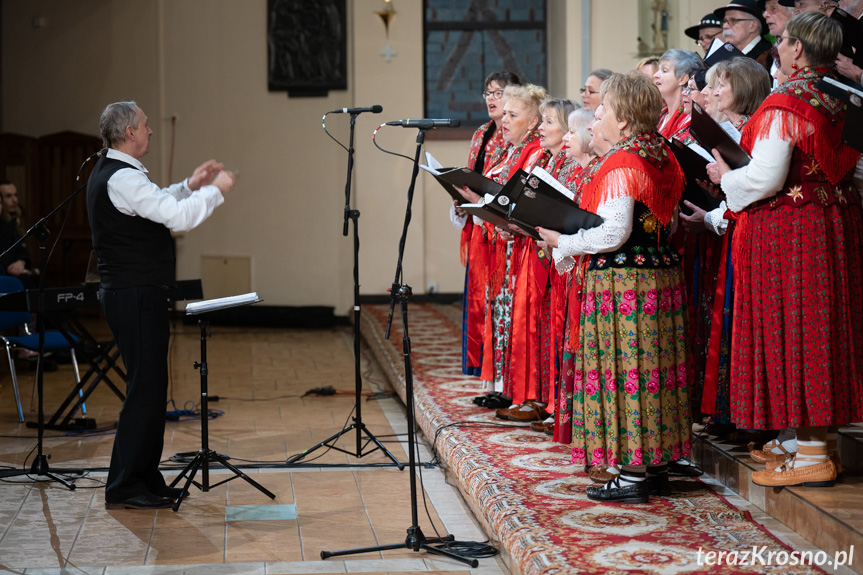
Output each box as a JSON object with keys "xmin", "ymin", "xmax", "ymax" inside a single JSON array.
[
  {"xmin": 570, "ymin": 266, "xmax": 691, "ymax": 467},
  {"xmin": 731, "ymin": 201, "xmax": 863, "ymax": 429},
  {"xmin": 489, "ymin": 242, "xmax": 514, "ymax": 393}
]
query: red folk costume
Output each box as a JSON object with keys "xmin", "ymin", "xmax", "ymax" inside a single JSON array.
[
  {"xmin": 459, "ymin": 122, "xmax": 507, "ymax": 376},
  {"xmin": 507, "ymin": 149, "xmax": 571, "ymax": 407},
  {"xmin": 658, "ymin": 103, "xmax": 692, "ymax": 142},
  {"xmin": 697, "ymin": 113, "xmax": 750, "ymax": 423},
  {"xmin": 480, "ymin": 131, "xmax": 542, "ymax": 393},
  {"xmin": 563, "ymin": 133, "xmax": 690, "ymax": 466},
  {"xmin": 553, "ymin": 158, "xmax": 601, "ymax": 444},
  {"xmin": 726, "ymin": 67, "xmax": 863, "ymax": 429}
]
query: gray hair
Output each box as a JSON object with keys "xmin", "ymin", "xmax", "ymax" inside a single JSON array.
[
  {"xmin": 100, "ymin": 101, "xmax": 139, "ymax": 148},
  {"xmin": 659, "ymin": 49, "xmax": 705, "ymax": 80},
  {"xmin": 568, "ymin": 108, "xmax": 595, "ymax": 154},
  {"xmin": 588, "ymin": 68, "xmax": 613, "ymax": 82}
]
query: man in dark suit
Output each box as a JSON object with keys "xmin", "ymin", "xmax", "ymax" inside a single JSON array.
[{"xmin": 715, "ymin": 0, "xmax": 775, "ymax": 70}]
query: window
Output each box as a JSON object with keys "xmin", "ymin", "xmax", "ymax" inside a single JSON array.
[{"xmin": 424, "ymin": 0, "xmax": 548, "ymax": 128}]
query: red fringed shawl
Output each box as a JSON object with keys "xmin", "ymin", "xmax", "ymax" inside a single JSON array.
[
  {"xmin": 580, "ymin": 132, "xmax": 685, "ymax": 226},
  {"xmin": 659, "ymin": 103, "xmax": 691, "ymax": 142},
  {"xmin": 487, "ymin": 132, "xmax": 542, "ymax": 298},
  {"xmin": 739, "ymin": 67, "xmax": 859, "ymax": 186},
  {"xmin": 461, "ymin": 122, "xmax": 507, "ymax": 266}
]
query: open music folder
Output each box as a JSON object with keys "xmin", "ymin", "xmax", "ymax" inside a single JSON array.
[
  {"xmin": 667, "ymin": 138, "xmax": 724, "ymax": 213},
  {"xmin": 690, "ymin": 102, "xmax": 750, "ymax": 169},
  {"xmin": 460, "ymin": 167, "xmax": 603, "ymax": 241},
  {"xmin": 420, "ymin": 152, "xmax": 503, "ymax": 204}
]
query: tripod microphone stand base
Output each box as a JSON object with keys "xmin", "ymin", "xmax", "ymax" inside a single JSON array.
[
  {"xmin": 286, "ymin": 419, "xmax": 403, "ymax": 468},
  {"xmin": 170, "ymin": 448, "xmax": 276, "ymax": 512},
  {"xmin": 321, "ymin": 526, "xmax": 478, "ymax": 567},
  {"xmin": 0, "ymin": 454, "xmax": 84, "ymax": 489}
]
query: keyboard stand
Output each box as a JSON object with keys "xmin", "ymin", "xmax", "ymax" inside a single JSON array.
[{"xmin": 27, "ymin": 314, "xmax": 126, "ymax": 431}]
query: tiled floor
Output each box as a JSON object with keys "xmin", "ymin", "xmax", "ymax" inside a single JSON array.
[{"xmin": 0, "ymin": 317, "xmax": 509, "ymax": 575}]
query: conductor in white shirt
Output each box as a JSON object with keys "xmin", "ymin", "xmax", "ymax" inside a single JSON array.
[{"xmin": 86, "ymin": 101, "xmax": 235, "ymax": 510}]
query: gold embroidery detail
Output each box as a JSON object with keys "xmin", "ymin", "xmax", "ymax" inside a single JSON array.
[
  {"xmin": 815, "ymin": 185, "xmax": 828, "ymax": 206},
  {"xmin": 641, "ymin": 213, "xmax": 658, "ymax": 234},
  {"xmin": 834, "ymin": 187, "xmax": 847, "ymax": 205}
]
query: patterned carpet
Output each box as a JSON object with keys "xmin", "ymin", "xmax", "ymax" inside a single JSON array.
[{"xmin": 360, "ymin": 302, "xmax": 825, "ymax": 575}]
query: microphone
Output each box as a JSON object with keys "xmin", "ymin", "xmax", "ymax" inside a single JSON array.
[
  {"xmin": 386, "ymin": 119, "xmax": 461, "ymax": 129},
  {"xmin": 328, "ymin": 105, "xmax": 383, "ymax": 115},
  {"xmin": 77, "ymin": 148, "xmax": 108, "ymax": 184},
  {"xmin": 86, "ymin": 148, "xmax": 108, "ymax": 162}
]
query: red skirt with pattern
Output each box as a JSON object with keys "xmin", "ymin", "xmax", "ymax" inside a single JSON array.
[{"xmin": 731, "ymin": 200, "xmax": 863, "ymax": 429}]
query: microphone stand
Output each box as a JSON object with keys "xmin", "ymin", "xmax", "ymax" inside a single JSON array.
[
  {"xmin": 321, "ymin": 128, "xmax": 477, "ymax": 568},
  {"xmin": 287, "ymin": 111, "xmax": 401, "ymax": 468},
  {"xmin": 0, "ymin": 154, "xmax": 98, "ymax": 486}
]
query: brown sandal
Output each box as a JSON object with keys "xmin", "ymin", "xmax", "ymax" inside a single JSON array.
[
  {"xmin": 748, "ymin": 439, "xmax": 796, "ymax": 464},
  {"xmin": 751, "ymin": 445, "xmax": 837, "ymax": 488}
]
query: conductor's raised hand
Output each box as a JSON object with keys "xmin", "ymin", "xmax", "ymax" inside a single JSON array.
[
  {"xmin": 211, "ymin": 170, "xmax": 236, "ymax": 194},
  {"xmin": 188, "ymin": 160, "xmax": 224, "ymax": 191},
  {"xmin": 535, "ymin": 227, "xmax": 561, "ymax": 249}
]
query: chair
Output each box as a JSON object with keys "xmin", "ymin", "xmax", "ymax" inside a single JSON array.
[{"xmin": 0, "ymin": 276, "xmax": 79, "ymax": 423}]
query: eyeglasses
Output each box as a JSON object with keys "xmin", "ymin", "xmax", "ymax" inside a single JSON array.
[
  {"xmin": 776, "ymin": 35, "xmax": 797, "ymax": 45},
  {"xmin": 681, "ymin": 86, "xmax": 693, "ymax": 95},
  {"xmin": 697, "ymin": 34, "xmax": 720, "ymax": 43},
  {"xmin": 581, "ymin": 87, "xmax": 599, "ymax": 95},
  {"xmin": 722, "ymin": 17, "xmax": 756, "ymax": 26},
  {"xmin": 482, "ymin": 89, "xmax": 504, "ymax": 99}
]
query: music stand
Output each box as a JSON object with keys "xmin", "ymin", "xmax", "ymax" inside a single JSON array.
[{"xmin": 169, "ymin": 292, "xmax": 276, "ymax": 512}]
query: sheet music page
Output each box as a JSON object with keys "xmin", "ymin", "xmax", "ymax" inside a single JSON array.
[
  {"xmin": 687, "ymin": 142, "xmax": 715, "ymax": 162},
  {"xmin": 718, "ymin": 121, "xmax": 742, "ymax": 144},
  {"xmin": 185, "ymin": 292, "xmax": 261, "ymax": 315},
  {"xmin": 419, "ymin": 164, "xmax": 442, "ymax": 176},
  {"xmin": 822, "ymin": 76, "xmax": 863, "ymax": 98},
  {"xmin": 529, "ymin": 166, "xmax": 575, "ymax": 201},
  {"xmin": 424, "ymin": 151, "xmax": 443, "ymax": 169}
]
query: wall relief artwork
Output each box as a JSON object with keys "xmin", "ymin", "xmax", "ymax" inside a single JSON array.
[{"xmin": 268, "ymin": 0, "xmax": 347, "ymax": 97}]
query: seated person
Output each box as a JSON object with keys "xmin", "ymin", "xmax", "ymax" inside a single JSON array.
[{"xmin": 0, "ymin": 179, "xmax": 40, "ymax": 288}]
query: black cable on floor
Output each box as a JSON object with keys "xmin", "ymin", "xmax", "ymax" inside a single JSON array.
[{"xmin": 427, "ymin": 539, "xmax": 499, "ymax": 558}]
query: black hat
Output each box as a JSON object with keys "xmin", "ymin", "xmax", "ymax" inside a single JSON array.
[
  {"xmin": 693, "ymin": 41, "xmax": 747, "ymax": 90},
  {"xmin": 778, "ymin": 0, "xmax": 836, "ymax": 5},
  {"xmin": 685, "ymin": 13, "xmax": 724, "ymax": 40},
  {"xmin": 714, "ymin": 0, "xmax": 768, "ymax": 30}
]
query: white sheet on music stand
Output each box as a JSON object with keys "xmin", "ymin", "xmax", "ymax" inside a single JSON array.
[{"xmin": 185, "ymin": 292, "xmax": 261, "ymax": 315}]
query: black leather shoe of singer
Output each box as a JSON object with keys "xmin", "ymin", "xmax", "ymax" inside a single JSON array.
[
  {"xmin": 105, "ymin": 492, "xmax": 173, "ymax": 510},
  {"xmin": 647, "ymin": 473, "xmax": 671, "ymax": 496},
  {"xmin": 586, "ymin": 476, "xmax": 649, "ymax": 504}
]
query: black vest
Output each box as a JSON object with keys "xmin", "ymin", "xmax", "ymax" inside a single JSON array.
[{"xmin": 86, "ymin": 156, "xmax": 175, "ymax": 288}]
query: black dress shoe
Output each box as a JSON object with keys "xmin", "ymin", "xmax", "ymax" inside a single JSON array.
[
  {"xmin": 105, "ymin": 492, "xmax": 174, "ymax": 510},
  {"xmin": 647, "ymin": 473, "xmax": 671, "ymax": 496},
  {"xmin": 477, "ymin": 394, "xmax": 512, "ymax": 409},
  {"xmin": 154, "ymin": 485, "xmax": 188, "ymax": 500},
  {"xmin": 586, "ymin": 476, "xmax": 650, "ymax": 503}
]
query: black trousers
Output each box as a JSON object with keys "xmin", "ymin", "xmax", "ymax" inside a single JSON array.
[{"xmin": 100, "ymin": 285, "xmax": 170, "ymax": 502}]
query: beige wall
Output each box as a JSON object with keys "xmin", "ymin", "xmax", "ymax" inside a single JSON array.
[{"xmin": 2, "ymin": 0, "xmax": 719, "ymax": 315}]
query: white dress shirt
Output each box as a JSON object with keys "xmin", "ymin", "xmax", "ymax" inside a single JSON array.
[{"xmin": 105, "ymin": 149, "xmax": 224, "ymax": 233}]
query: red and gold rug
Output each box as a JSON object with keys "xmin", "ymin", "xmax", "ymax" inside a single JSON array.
[{"xmin": 361, "ymin": 302, "xmax": 825, "ymax": 575}]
